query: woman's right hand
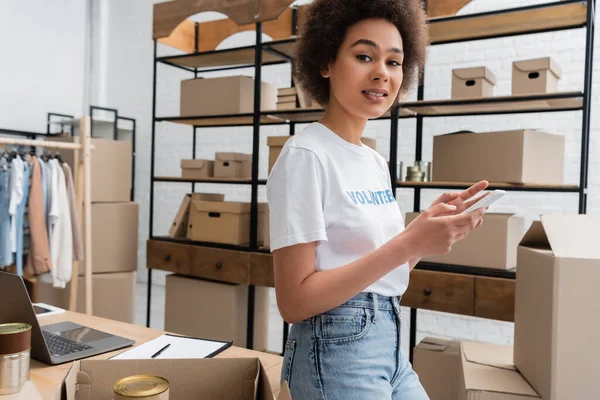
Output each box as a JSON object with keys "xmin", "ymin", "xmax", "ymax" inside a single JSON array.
[{"xmin": 401, "ymin": 203, "xmax": 487, "ymax": 259}]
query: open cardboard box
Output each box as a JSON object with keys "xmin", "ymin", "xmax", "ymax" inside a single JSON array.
[
  {"xmin": 60, "ymin": 357, "xmax": 291, "ymax": 400},
  {"xmin": 413, "ymin": 337, "xmax": 460, "ymax": 400}
]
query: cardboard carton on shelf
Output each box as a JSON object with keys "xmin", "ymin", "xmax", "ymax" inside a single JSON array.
[
  {"xmin": 413, "ymin": 337, "xmax": 461, "ymax": 400},
  {"xmin": 405, "ymin": 212, "xmax": 526, "ymax": 269},
  {"xmin": 514, "ymin": 214, "xmax": 600, "ymax": 400},
  {"xmin": 267, "ymin": 136, "xmax": 291, "ymax": 173},
  {"xmin": 512, "ymin": 57, "xmax": 561, "ymax": 96},
  {"xmin": 180, "ymin": 75, "xmax": 276, "ymax": 116},
  {"xmin": 187, "ymin": 200, "xmax": 268, "ymax": 245},
  {"xmin": 169, "ymin": 193, "xmax": 225, "ymax": 238},
  {"xmin": 165, "ymin": 274, "xmax": 270, "ymax": 351},
  {"xmin": 180, "ymin": 159, "xmax": 214, "ymax": 179},
  {"xmin": 214, "ymin": 152, "xmax": 252, "ymax": 179},
  {"xmin": 432, "ymin": 129, "xmax": 565, "ymax": 185},
  {"xmin": 451, "ymin": 66, "xmax": 497, "ymax": 99}
]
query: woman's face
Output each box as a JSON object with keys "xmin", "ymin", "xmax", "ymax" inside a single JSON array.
[{"xmin": 323, "ymin": 18, "xmax": 404, "ymax": 119}]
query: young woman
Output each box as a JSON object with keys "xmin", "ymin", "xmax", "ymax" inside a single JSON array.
[{"xmin": 266, "ymin": 0, "xmax": 488, "ymax": 398}]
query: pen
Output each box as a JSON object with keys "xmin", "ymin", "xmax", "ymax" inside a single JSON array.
[{"xmin": 151, "ymin": 343, "xmax": 171, "ymax": 359}]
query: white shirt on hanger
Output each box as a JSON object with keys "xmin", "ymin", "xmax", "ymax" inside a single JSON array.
[{"xmin": 8, "ymin": 156, "xmax": 24, "ymax": 253}]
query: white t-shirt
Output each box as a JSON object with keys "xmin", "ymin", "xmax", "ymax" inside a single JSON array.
[{"xmin": 266, "ymin": 122, "xmax": 409, "ymax": 297}]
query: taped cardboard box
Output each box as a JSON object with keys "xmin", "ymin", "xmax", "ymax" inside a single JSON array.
[
  {"xmin": 451, "ymin": 66, "xmax": 496, "ymax": 99},
  {"xmin": 514, "ymin": 214, "xmax": 600, "ymax": 400},
  {"xmin": 180, "ymin": 75, "xmax": 276, "ymax": 116},
  {"xmin": 458, "ymin": 341, "xmax": 540, "ymax": 400},
  {"xmin": 432, "ymin": 129, "xmax": 565, "ymax": 184},
  {"xmin": 61, "ymin": 357, "xmax": 291, "ymax": 400},
  {"xmin": 405, "ymin": 213, "xmax": 525, "ymax": 269},
  {"xmin": 187, "ymin": 200, "xmax": 267, "ymax": 245},
  {"xmin": 512, "ymin": 57, "xmax": 561, "ymax": 96},
  {"xmin": 165, "ymin": 274, "xmax": 270, "ymax": 351},
  {"xmin": 413, "ymin": 337, "xmax": 460, "ymax": 400},
  {"xmin": 214, "ymin": 152, "xmax": 252, "ymax": 179},
  {"xmin": 180, "ymin": 159, "xmax": 214, "ymax": 179},
  {"xmin": 169, "ymin": 193, "xmax": 225, "ymax": 238}
]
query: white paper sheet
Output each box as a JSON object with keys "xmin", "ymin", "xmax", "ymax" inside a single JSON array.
[{"xmin": 110, "ymin": 334, "xmax": 231, "ymax": 360}]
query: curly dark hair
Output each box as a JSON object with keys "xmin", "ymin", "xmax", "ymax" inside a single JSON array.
[{"xmin": 294, "ymin": 0, "xmax": 429, "ymax": 107}]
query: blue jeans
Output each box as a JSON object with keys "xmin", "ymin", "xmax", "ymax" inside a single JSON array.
[
  {"xmin": 282, "ymin": 292, "xmax": 429, "ymax": 400},
  {"xmin": 15, "ymin": 162, "xmax": 30, "ymax": 276},
  {"xmin": 0, "ymin": 167, "xmax": 12, "ymax": 267}
]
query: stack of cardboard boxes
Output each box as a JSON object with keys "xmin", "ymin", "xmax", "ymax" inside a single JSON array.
[
  {"xmin": 413, "ymin": 214, "xmax": 600, "ymax": 400},
  {"xmin": 36, "ymin": 135, "xmax": 138, "ymax": 323}
]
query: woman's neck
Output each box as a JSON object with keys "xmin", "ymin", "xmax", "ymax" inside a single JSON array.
[{"xmin": 319, "ymin": 96, "xmax": 367, "ymax": 146}]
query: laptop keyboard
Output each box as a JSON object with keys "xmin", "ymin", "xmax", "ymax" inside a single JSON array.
[{"xmin": 43, "ymin": 331, "xmax": 93, "ymax": 357}]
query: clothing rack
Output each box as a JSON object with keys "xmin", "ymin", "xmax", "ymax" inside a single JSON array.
[{"xmin": 0, "ymin": 117, "xmax": 94, "ymax": 315}]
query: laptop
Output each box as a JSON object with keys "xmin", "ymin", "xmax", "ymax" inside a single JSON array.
[{"xmin": 0, "ymin": 271, "xmax": 134, "ymax": 365}]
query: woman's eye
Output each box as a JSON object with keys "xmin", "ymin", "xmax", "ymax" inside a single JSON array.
[
  {"xmin": 356, "ymin": 54, "xmax": 372, "ymax": 62},
  {"xmin": 388, "ymin": 60, "xmax": 402, "ymax": 67}
]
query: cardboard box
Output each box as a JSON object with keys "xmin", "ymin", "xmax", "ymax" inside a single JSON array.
[
  {"xmin": 180, "ymin": 159, "xmax": 214, "ymax": 179},
  {"xmin": 451, "ymin": 66, "xmax": 496, "ymax": 99},
  {"xmin": 88, "ymin": 202, "xmax": 138, "ymax": 274},
  {"xmin": 61, "ymin": 357, "xmax": 289, "ymax": 400},
  {"xmin": 214, "ymin": 152, "xmax": 252, "ymax": 179},
  {"xmin": 55, "ymin": 137, "xmax": 132, "ymax": 202},
  {"xmin": 512, "ymin": 57, "xmax": 561, "ymax": 96},
  {"xmin": 277, "ymin": 101, "xmax": 297, "ymax": 110},
  {"xmin": 362, "ymin": 137, "xmax": 376, "ymax": 150},
  {"xmin": 432, "ymin": 129, "xmax": 565, "ymax": 184},
  {"xmin": 267, "ymin": 136, "xmax": 291, "ymax": 173},
  {"xmin": 187, "ymin": 201, "xmax": 267, "ymax": 245},
  {"xmin": 405, "ymin": 213, "xmax": 525, "ymax": 269},
  {"xmin": 458, "ymin": 341, "xmax": 540, "ymax": 400},
  {"xmin": 165, "ymin": 275, "xmax": 270, "ymax": 351},
  {"xmin": 413, "ymin": 337, "xmax": 460, "ymax": 400},
  {"xmin": 277, "ymin": 94, "xmax": 296, "ymax": 103},
  {"xmin": 180, "ymin": 76, "xmax": 276, "ymax": 116},
  {"xmin": 168, "ymin": 193, "xmax": 225, "ymax": 238},
  {"xmin": 514, "ymin": 214, "xmax": 600, "ymax": 400},
  {"xmin": 35, "ymin": 272, "xmax": 136, "ymax": 324},
  {"xmin": 278, "ymin": 87, "xmax": 297, "ymax": 96}
]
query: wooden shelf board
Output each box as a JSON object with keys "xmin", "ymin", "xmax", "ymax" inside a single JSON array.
[
  {"xmin": 157, "ymin": 114, "xmax": 283, "ymax": 127},
  {"xmin": 401, "ymin": 92, "xmax": 583, "ymax": 116},
  {"xmin": 160, "ymin": 47, "xmax": 285, "ymax": 70},
  {"xmin": 396, "ymin": 181, "xmax": 578, "ymax": 191},
  {"xmin": 429, "ymin": 1, "xmax": 587, "ymax": 44},
  {"xmin": 155, "ymin": 176, "xmax": 262, "ymax": 184},
  {"xmin": 267, "ymin": 39, "xmax": 296, "ymax": 59}
]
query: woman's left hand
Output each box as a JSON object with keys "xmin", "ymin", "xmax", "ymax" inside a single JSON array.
[{"xmin": 428, "ymin": 180, "xmax": 490, "ymax": 218}]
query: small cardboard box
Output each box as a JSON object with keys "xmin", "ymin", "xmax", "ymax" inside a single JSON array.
[
  {"xmin": 514, "ymin": 214, "xmax": 600, "ymax": 400},
  {"xmin": 214, "ymin": 152, "xmax": 252, "ymax": 179},
  {"xmin": 451, "ymin": 66, "xmax": 497, "ymax": 99},
  {"xmin": 55, "ymin": 137, "xmax": 132, "ymax": 202},
  {"xmin": 165, "ymin": 274, "xmax": 270, "ymax": 351},
  {"xmin": 413, "ymin": 337, "xmax": 460, "ymax": 400},
  {"xmin": 169, "ymin": 193, "xmax": 225, "ymax": 238},
  {"xmin": 180, "ymin": 76, "xmax": 276, "ymax": 116},
  {"xmin": 361, "ymin": 137, "xmax": 376, "ymax": 150},
  {"xmin": 512, "ymin": 57, "xmax": 561, "ymax": 96},
  {"xmin": 180, "ymin": 159, "xmax": 214, "ymax": 179},
  {"xmin": 432, "ymin": 129, "xmax": 565, "ymax": 184},
  {"xmin": 267, "ymin": 136, "xmax": 291, "ymax": 173},
  {"xmin": 187, "ymin": 200, "xmax": 267, "ymax": 245},
  {"xmin": 60, "ymin": 357, "xmax": 288, "ymax": 400},
  {"xmin": 458, "ymin": 341, "xmax": 540, "ymax": 400},
  {"xmin": 405, "ymin": 213, "xmax": 525, "ymax": 269},
  {"xmin": 277, "ymin": 101, "xmax": 297, "ymax": 110},
  {"xmin": 35, "ymin": 272, "xmax": 136, "ymax": 324}
]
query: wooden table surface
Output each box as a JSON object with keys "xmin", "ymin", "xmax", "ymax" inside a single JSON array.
[{"xmin": 2, "ymin": 311, "xmax": 283, "ymax": 400}]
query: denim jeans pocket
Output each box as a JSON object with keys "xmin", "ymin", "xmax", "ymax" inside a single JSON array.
[
  {"xmin": 281, "ymin": 339, "xmax": 296, "ymax": 386},
  {"xmin": 318, "ymin": 307, "xmax": 371, "ymax": 344}
]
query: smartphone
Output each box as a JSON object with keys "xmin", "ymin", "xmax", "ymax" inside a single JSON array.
[{"xmin": 462, "ymin": 189, "xmax": 506, "ymax": 214}]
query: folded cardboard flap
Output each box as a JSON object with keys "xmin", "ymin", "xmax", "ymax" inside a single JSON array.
[
  {"xmin": 453, "ymin": 67, "xmax": 497, "ymax": 84},
  {"xmin": 513, "ymin": 57, "xmax": 561, "ymax": 77},
  {"xmin": 216, "ymin": 152, "xmax": 252, "ymax": 162},
  {"xmin": 181, "ymin": 159, "xmax": 211, "ymax": 169},
  {"xmin": 418, "ymin": 337, "xmax": 457, "ymax": 353},
  {"xmin": 462, "ymin": 341, "xmax": 515, "ymax": 371},
  {"xmin": 191, "ymin": 201, "xmax": 267, "ymax": 215}
]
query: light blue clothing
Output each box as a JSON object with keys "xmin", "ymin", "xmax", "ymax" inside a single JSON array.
[
  {"xmin": 0, "ymin": 165, "xmax": 12, "ymax": 267},
  {"xmin": 14, "ymin": 162, "xmax": 30, "ymax": 276},
  {"xmin": 39, "ymin": 159, "xmax": 47, "ymax": 215},
  {"xmin": 282, "ymin": 292, "xmax": 429, "ymax": 400}
]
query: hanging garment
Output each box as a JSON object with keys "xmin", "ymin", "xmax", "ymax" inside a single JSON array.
[
  {"xmin": 14, "ymin": 161, "xmax": 31, "ymax": 276},
  {"xmin": 39, "ymin": 159, "xmax": 47, "ymax": 215},
  {"xmin": 49, "ymin": 159, "xmax": 72, "ymax": 288},
  {"xmin": 22, "ymin": 156, "xmax": 33, "ymax": 264},
  {"xmin": 41, "ymin": 159, "xmax": 52, "ymax": 242},
  {"xmin": 0, "ymin": 162, "xmax": 12, "ymax": 267},
  {"xmin": 62, "ymin": 163, "xmax": 83, "ymax": 261},
  {"xmin": 8, "ymin": 155, "xmax": 24, "ymax": 253},
  {"xmin": 23, "ymin": 157, "xmax": 52, "ymax": 278}
]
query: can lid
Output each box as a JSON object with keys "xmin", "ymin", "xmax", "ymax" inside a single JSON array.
[
  {"xmin": 0, "ymin": 323, "xmax": 32, "ymax": 335},
  {"xmin": 113, "ymin": 375, "xmax": 169, "ymax": 398}
]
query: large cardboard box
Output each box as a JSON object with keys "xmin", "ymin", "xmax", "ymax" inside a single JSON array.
[
  {"xmin": 187, "ymin": 200, "xmax": 267, "ymax": 245},
  {"xmin": 514, "ymin": 214, "xmax": 600, "ymax": 400},
  {"xmin": 405, "ymin": 213, "xmax": 525, "ymax": 269},
  {"xmin": 458, "ymin": 341, "xmax": 540, "ymax": 400},
  {"xmin": 165, "ymin": 275, "xmax": 270, "ymax": 351},
  {"xmin": 35, "ymin": 272, "xmax": 136, "ymax": 324},
  {"xmin": 180, "ymin": 159, "xmax": 214, "ymax": 179},
  {"xmin": 267, "ymin": 136, "xmax": 291, "ymax": 174},
  {"xmin": 432, "ymin": 130, "xmax": 565, "ymax": 184},
  {"xmin": 512, "ymin": 57, "xmax": 561, "ymax": 96},
  {"xmin": 214, "ymin": 152, "xmax": 252, "ymax": 179},
  {"xmin": 169, "ymin": 193, "xmax": 225, "ymax": 238},
  {"xmin": 61, "ymin": 357, "xmax": 290, "ymax": 400},
  {"xmin": 180, "ymin": 76, "xmax": 276, "ymax": 116},
  {"xmin": 55, "ymin": 136, "xmax": 132, "ymax": 203},
  {"xmin": 413, "ymin": 337, "xmax": 460, "ymax": 400},
  {"xmin": 451, "ymin": 66, "xmax": 496, "ymax": 99},
  {"xmin": 88, "ymin": 202, "xmax": 138, "ymax": 274}
]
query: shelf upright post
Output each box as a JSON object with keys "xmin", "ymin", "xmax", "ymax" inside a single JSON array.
[{"xmin": 147, "ymin": 39, "xmax": 158, "ymax": 328}]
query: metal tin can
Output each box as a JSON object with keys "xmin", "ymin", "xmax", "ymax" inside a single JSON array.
[
  {"xmin": 416, "ymin": 161, "xmax": 432, "ymax": 182},
  {"xmin": 0, "ymin": 323, "xmax": 32, "ymax": 395},
  {"xmin": 113, "ymin": 375, "xmax": 170, "ymax": 400}
]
